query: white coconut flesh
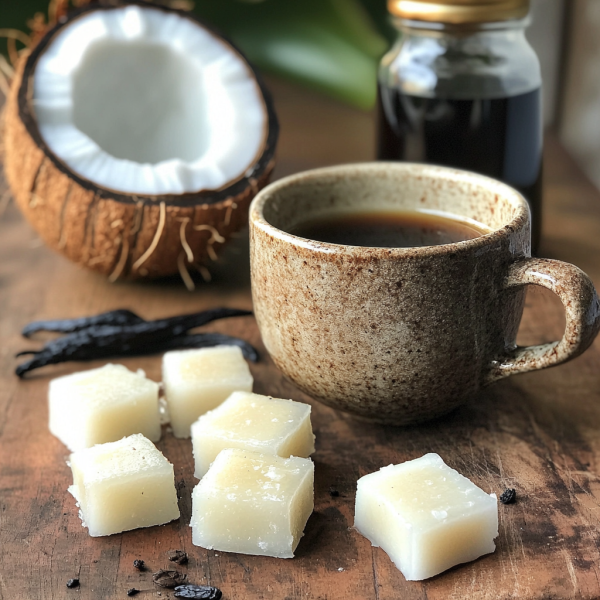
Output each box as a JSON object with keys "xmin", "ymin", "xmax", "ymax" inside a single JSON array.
[{"xmin": 32, "ymin": 5, "xmax": 267, "ymax": 195}]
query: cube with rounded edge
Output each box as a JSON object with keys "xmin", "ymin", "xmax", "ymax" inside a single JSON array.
[
  {"xmin": 354, "ymin": 453, "xmax": 498, "ymax": 580},
  {"xmin": 191, "ymin": 391, "xmax": 315, "ymax": 478},
  {"xmin": 191, "ymin": 448, "xmax": 314, "ymax": 558},
  {"xmin": 49, "ymin": 363, "xmax": 161, "ymax": 451},
  {"xmin": 162, "ymin": 346, "xmax": 253, "ymax": 438},
  {"xmin": 69, "ymin": 433, "xmax": 180, "ymax": 537}
]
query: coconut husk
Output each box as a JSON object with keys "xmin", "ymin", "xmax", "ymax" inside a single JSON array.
[{"xmin": 3, "ymin": 2, "xmax": 278, "ymax": 281}]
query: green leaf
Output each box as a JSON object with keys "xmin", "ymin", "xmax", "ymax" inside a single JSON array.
[
  {"xmin": 194, "ymin": 0, "xmax": 388, "ymax": 108},
  {"xmin": 358, "ymin": 0, "xmax": 397, "ymax": 44},
  {"xmin": 235, "ymin": 21, "xmax": 379, "ymax": 109}
]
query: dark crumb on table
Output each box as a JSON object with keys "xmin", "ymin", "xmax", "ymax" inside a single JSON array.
[
  {"xmin": 66, "ymin": 578, "xmax": 79, "ymax": 588},
  {"xmin": 329, "ymin": 486, "xmax": 340, "ymax": 498},
  {"xmin": 153, "ymin": 569, "xmax": 187, "ymax": 588},
  {"xmin": 127, "ymin": 588, "xmax": 140, "ymax": 597},
  {"xmin": 500, "ymin": 488, "xmax": 517, "ymax": 504},
  {"xmin": 133, "ymin": 559, "xmax": 146, "ymax": 571},
  {"xmin": 168, "ymin": 550, "xmax": 189, "ymax": 565}
]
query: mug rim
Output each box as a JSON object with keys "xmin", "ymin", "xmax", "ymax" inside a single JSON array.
[{"xmin": 250, "ymin": 162, "xmax": 531, "ymax": 257}]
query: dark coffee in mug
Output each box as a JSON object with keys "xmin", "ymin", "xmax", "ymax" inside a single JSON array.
[{"xmin": 289, "ymin": 210, "xmax": 489, "ymax": 248}]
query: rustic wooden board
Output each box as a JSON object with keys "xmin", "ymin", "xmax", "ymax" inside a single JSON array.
[{"xmin": 2, "ymin": 81, "xmax": 600, "ymax": 599}]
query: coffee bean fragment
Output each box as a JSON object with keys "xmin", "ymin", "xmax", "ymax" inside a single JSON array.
[
  {"xmin": 329, "ymin": 486, "xmax": 340, "ymax": 498},
  {"xmin": 174, "ymin": 584, "xmax": 223, "ymax": 599},
  {"xmin": 66, "ymin": 578, "xmax": 79, "ymax": 588},
  {"xmin": 168, "ymin": 550, "xmax": 189, "ymax": 565},
  {"xmin": 153, "ymin": 569, "xmax": 187, "ymax": 588},
  {"xmin": 127, "ymin": 589, "xmax": 140, "ymax": 597},
  {"xmin": 133, "ymin": 559, "xmax": 145, "ymax": 571},
  {"xmin": 500, "ymin": 488, "xmax": 517, "ymax": 504}
]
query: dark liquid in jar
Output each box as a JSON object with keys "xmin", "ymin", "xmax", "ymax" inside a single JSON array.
[
  {"xmin": 377, "ymin": 88, "xmax": 542, "ymax": 251},
  {"xmin": 289, "ymin": 210, "xmax": 489, "ymax": 248}
]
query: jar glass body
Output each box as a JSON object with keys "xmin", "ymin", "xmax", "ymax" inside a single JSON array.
[{"xmin": 377, "ymin": 18, "xmax": 543, "ymax": 250}]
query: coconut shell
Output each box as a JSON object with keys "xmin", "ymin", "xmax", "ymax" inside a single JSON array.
[{"xmin": 3, "ymin": 2, "xmax": 278, "ymax": 281}]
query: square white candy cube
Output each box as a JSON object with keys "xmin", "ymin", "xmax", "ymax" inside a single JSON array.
[
  {"xmin": 162, "ymin": 346, "xmax": 253, "ymax": 438},
  {"xmin": 49, "ymin": 363, "xmax": 161, "ymax": 451},
  {"xmin": 354, "ymin": 453, "xmax": 498, "ymax": 580},
  {"xmin": 191, "ymin": 391, "xmax": 315, "ymax": 478},
  {"xmin": 69, "ymin": 434, "xmax": 180, "ymax": 537},
  {"xmin": 191, "ymin": 448, "xmax": 314, "ymax": 558}
]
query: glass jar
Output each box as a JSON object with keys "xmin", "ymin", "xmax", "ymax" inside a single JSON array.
[{"xmin": 377, "ymin": 0, "xmax": 543, "ymax": 250}]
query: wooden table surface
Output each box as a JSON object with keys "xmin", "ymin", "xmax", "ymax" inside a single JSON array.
[{"xmin": 2, "ymin": 80, "xmax": 600, "ymax": 600}]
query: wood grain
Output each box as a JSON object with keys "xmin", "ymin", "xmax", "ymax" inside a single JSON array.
[{"xmin": 2, "ymin": 80, "xmax": 600, "ymax": 599}]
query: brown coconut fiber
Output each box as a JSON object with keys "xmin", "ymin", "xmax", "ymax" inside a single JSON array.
[{"xmin": 3, "ymin": 2, "xmax": 278, "ymax": 282}]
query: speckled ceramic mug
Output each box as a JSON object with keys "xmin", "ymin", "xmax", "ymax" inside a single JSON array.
[{"xmin": 249, "ymin": 163, "xmax": 600, "ymax": 425}]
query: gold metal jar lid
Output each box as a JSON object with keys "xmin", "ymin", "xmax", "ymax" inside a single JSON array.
[{"xmin": 388, "ymin": 0, "xmax": 530, "ymax": 24}]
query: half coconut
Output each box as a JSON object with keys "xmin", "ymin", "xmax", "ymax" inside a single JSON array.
[{"xmin": 4, "ymin": 0, "xmax": 278, "ymax": 281}]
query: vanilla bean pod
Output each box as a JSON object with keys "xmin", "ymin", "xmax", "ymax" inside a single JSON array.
[
  {"xmin": 16, "ymin": 308, "xmax": 255, "ymax": 377},
  {"xmin": 73, "ymin": 332, "xmax": 258, "ymax": 362},
  {"xmin": 22, "ymin": 309, "xmax": 144, "ymax": 337}
]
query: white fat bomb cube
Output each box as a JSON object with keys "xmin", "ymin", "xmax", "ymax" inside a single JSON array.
[
  {"xmin": 191, "ymin": 391, "xmax": 315, "ymax": 478},
  {"xmin": 69, "ymin": 434, "xmax": 180, "ymax": 537},
  {"xmin": 49, "ymin": 363, "xmax": 161, "ymax": 451},
  {"xmin": 354, "ymin": 453, "xmax": 498, "ymax": 581},
  {"xmin": 191, "ymin": 448, "xmax": 314, "ymax": 558},
  {"xmin": 162, "ymin": 346, "xmax": 253, "ymax": 438}
]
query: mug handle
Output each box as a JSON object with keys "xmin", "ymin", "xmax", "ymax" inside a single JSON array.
[{"xmin": 486, "ymin": 258, "xmax": 600, "ymax": 384}]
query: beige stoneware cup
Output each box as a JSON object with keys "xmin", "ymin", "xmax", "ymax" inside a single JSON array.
[{"xmin": 249, "ymin": 163, "xmax": 600, "ymax": 425}]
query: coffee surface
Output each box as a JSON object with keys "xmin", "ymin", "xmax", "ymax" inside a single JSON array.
[{"xmin": 289, "ymin": 211, "xmax": 489, "ymax": 248}]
